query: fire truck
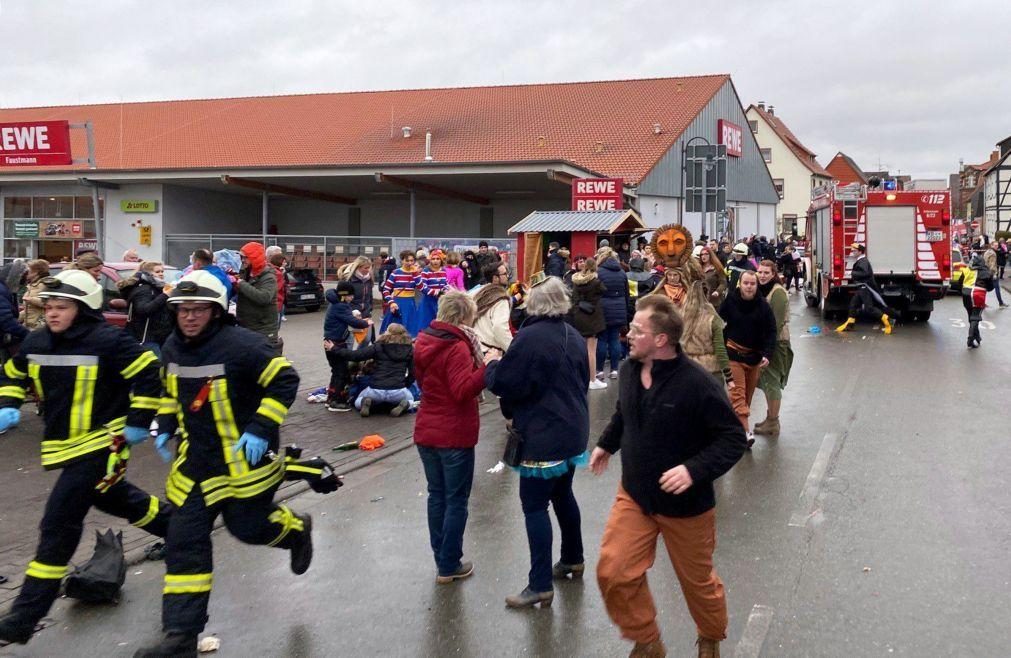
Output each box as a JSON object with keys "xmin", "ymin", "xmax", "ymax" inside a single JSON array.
[{"xmin": 805, "ymin": 183, "xmax": 951, "ymax": 322}]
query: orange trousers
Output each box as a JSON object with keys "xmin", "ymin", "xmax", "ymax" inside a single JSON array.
[
  {"xmin": 596, "ymin": 486, "xmax": 727, "ymax": 644},
  {"xmin": 728, "ymin": 360, "xmax": 762, "ymax": 430}
]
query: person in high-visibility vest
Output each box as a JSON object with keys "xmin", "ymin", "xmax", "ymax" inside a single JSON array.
[
  {"xmin": 134, "ymin": 270, "xmax": 309, "ymax": 658},
  {"xmin": 0, "ymin": 269, "xmax": 170, "ymax": 647}
]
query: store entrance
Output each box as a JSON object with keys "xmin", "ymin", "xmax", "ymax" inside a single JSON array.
[{"xmin": 37, "ymin": 240, "xmax": 73, "ymax": 264}]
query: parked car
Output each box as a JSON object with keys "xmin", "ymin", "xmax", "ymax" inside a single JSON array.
[
  {"xmin": 285, "ymin": 268, "xmax": 324, "ymax": 312},
  {"xmin": 49, "ymin": 261, "xmax": 182, "ymax": 327}
]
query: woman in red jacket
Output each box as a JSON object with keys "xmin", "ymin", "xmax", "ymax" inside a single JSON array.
[{"xmin": 413, "ymin": 290, "xmax": 501, "ymax": 584}]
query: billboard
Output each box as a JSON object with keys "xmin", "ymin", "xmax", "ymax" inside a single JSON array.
[
  {"xmin": 571, "ymin": 178, "xmax": 623, "ymax": 211},
  {"xmin": 0, "ymin": 121, "xmax": 73, "ymax": 166}
]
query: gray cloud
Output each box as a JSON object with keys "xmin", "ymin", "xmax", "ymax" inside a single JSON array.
[{"xmin": 3, "ymin": 0, "xmax": 1007, "ymax": 177}]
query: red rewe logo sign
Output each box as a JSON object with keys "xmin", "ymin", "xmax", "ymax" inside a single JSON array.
[
  {"xmin": 718, "ymin": 119, "xmax": 742, "ymax": 157},
  {"xmin": 572, "ymin": 178, "xmax": 623, "ymax": 211},
  {"xmin": 0, "ymin": 121, "xmax": 73, "ymax": 166}
]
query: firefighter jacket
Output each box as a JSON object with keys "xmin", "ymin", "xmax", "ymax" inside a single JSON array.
[
  {"xmin": 157, "ymin": 320, "xmax": 299, "ymax": 508},
  {"xmin": 0, "ymin": 319, "xmax": 162, "ymax": 470}
]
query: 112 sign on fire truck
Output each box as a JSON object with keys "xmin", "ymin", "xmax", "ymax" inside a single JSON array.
[{"xmin": 806, "ymin": 183, "xmax": 951, "ymax": 322}]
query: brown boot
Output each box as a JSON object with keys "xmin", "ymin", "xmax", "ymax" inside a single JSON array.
[
  {"xmin": 752, "ymin": 417, "xmax": 770, "ymax": 433},
  {"xmin": 754, "ymin": 417, "xmax": 780, "ymax": 437},
  {"xmin": 696, "ymin": 637, "xmax": 721, "ymax": 658},
  {"xmin": 629, "ymin": 638, "xmax": 666, "ymax": 657}
]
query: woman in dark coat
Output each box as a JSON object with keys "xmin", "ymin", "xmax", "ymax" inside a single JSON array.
[
  {"xmin": 569, "ymin": 258, "xmax": 607, "ymax": 388},
  {"xmin": 595, "ymin": 249, "xmax": 630, "ymax": 379},
  {"xmin": 117, "ymin": 261, "xmax": 173, "ymax": 354},
  {"xmin": 485, "ymin": 278, "xmax": 590, "ymax": 608}
]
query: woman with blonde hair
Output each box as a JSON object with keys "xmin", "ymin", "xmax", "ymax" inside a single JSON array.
[
  {"xmin": 72, "ymin": 253, "xmax": 104, "ymax": 281},
  {"xmin": 21, "ymin": 259, "xmax": 50, "ymax": 329},
  {"xmin": 118, "ymin": 260, "xmax": 172, "ymax": 353},
  {"xmin": 342, "ymin": 255, "xmax": 375, "ymax": 341}
]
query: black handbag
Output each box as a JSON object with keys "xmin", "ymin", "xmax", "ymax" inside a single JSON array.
[
  {"xmin": 577, "ymin": 300, "xmax": 595, "ymax": 314},
  {"xmin": 502, "ymin": 426, "xmax": 525, "ymax": 467},
  {"xmin": 64, "ymin": 529, "xmax": 127, "ymax": 603}
]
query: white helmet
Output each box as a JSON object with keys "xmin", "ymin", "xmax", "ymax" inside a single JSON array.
[
  {"xmin": 167, "ymin": 270, "xmax": 228, "ymax": 311},
  {"xmin": 732, "ymin": 243, "xmax": 749, "ymax": 255},
  {"xmin": 692, "ymin": 245, "xmax": 705, "ymax": 258},
  {"xmin": 38, "ymin": 269, "xmax": 103, "ymax": 310}
]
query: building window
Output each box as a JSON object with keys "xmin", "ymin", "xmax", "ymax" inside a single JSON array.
[
  {"xmin": 773, "ymin": 179, "xmax": 785, "ymax": 199},
  {"xmin": 35, "ymin": 196, "xmax": 75, "ymax": 219},
  {"xmin": 748, "ymin": 120, "xmax": 759, "ymax": 133},
  {"xmin": 761, "ymin": 148, "xmax": 772, "ymax": 163},
  {"xmin": 3, "ymin": 196, "xmax": 31, "ymax": 218}
]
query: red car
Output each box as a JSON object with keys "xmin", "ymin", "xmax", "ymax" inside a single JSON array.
[{"xmin": 49, "ymin": 261, "xmax": 182, "ymax": 327}]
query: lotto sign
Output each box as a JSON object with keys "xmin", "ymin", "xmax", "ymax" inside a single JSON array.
[
  {"xmin": 717, "ymin": 120, "xmax": 742, "ymax": 157},
  {"xmin": 0, "ymin": 121, "xmax": 73, "ymax": 166},
  {"xmin": 571, "ymin": 178, "xmax": 623, "ymax": 211}
]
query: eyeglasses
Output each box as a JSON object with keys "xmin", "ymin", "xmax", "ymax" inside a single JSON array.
[
  {"xmin": 176, "ymin": 306, "xmax": 213, "ymax": 317},
  {"xmin": 627, "ymin": 324, "xmax": 655, "ymax": 339}
]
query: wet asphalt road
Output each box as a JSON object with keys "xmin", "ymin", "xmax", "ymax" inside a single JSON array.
[{"xmin": 3, "ymin": 293, "xmax": 1011, "ymax": 657}]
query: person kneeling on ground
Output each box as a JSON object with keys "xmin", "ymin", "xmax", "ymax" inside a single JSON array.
[
  {"xmin": 326, "ymin": 323, "xmax": 415, "ymax": 417},
  {"xmin": 323, "ymin": 281, "xmax": 373, "ymax": 412}
]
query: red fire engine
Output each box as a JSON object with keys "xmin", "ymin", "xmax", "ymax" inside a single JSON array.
[{"xmin": 806, "ymin": 183, "xmax": 951, "ymax": 322}]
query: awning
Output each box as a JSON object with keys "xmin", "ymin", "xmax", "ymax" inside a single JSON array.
[{"xmin": 508, "ymin": 209, "xmax": 645, "ymax": 234}]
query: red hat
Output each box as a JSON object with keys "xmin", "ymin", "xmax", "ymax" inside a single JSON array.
[{"xmin": 240, "ymin": 242, "xmax": 267, "ymax": 276}]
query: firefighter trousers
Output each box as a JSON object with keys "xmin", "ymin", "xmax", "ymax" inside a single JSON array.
[
  {"xmin": 9, "ymin": 454, "xmax": 170, "ymax": 625},
  {"xmin": 162, "ymin": 486, "xmax": 305, "ymax": 633},
  {"xmin": 849, "ymin": 287, "xmax": 885, "ymax": 321}
]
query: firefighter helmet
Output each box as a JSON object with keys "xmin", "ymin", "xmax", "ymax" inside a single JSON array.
[
  {"xmin": 38, "ymin": 269, "xmax": 103, "ymax": 310},
  {"xmin": 732, "ymin": 243, "xmax": 749, "ymax": 255},
  {"xmin": 168, "ymin": 270, "xmax": 228, "ymax": 311}
]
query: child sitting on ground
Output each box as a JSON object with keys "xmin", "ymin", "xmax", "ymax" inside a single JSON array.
[
  {"xmin": 326, "ymin": 323, "xmax": 415, "ymax": 417},
  {"xmin": 323, "ymin": 281, "xmax": 373, "ymax": 412}
]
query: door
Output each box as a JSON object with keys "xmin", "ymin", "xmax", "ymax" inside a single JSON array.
[
  {"xmin": 38, "ymin": 240, "xmax": 73, "ymax": 264},
  {"xmin": 865, "ymin": 206, "xmax": 915, "ymax": 274}
]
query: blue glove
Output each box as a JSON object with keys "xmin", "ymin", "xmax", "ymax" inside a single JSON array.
[
  {"xmin": 0, "ymin": 408, "xmax": 20, "ymax": 432},
  {"xmin": 235, "ymin": 432, "xmax": 268, "ymax": 465},
  {"xmin": 155, "ymin": 433, "xmax": 174, "ymax": 463},
  {"xmin": 123, "ymin": 426, "xmax": 149, "ymax": 446}
]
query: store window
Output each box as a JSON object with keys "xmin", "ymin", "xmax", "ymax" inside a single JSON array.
[
  {"xmin": 3, "ymin": 239, "xmax": 32, "ymax": 260},
  {"xmin": 3, "ymin": 196, "xmax": 32, "ymax": 218},
  {"xmin": 761, "ymin": 148, "xmax": 772, "ymax": 163},
  {"xmin": 35, "ymin": 196, "xmax": 75, "ymax": 219},
  {"xmin": 74, "ymin": 196, "xmax": 101, "ymax": 218}
]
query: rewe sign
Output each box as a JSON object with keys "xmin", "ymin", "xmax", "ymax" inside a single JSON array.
[
  {"xmin": 717, "ymin": 119, "xmax": 743, "ymax": 158},
  {"xmin": 572, "ymin": 178, "xmax": 623, "ymax": 211},
  {"xmin": 0, "ymin": 121, "xmax": 73, "ymax": 166}
]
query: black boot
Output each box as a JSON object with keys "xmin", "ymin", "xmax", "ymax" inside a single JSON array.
[
  {"xmin": 290, "ymin": 514, "xmax": 313, "ymax": 575},
  {"xmin": 133, "ymin": 631, "xmax": 198, "ymax": 657},
  {"xmin": 0, "ymin": 613, "xmax": 36, "ymax": 646}
]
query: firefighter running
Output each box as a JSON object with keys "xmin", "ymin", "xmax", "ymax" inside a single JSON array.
[
  {"xmin": 134, "ymin": 270, "xmax": 311, "ymax": 658},
  {"xmin": 836, "ymin": 243, "xmax": 894, "ymax": 334},
  {"xmin": 0, "ymin": 270, "xmax": 171, "ymax": 647}
]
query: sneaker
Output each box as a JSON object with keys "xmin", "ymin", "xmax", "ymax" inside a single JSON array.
[
  {"xmin": 588, "ymin": 379, "xmax": 607, "ymax": 390},
  {"xmin": 608, "ymin": 370, "xmax": 619, "ymax": 380},
  {"xmin": 359, "ymin": 398, "xmax": 372, "ymax": 418},
  {"xmin": 436, "ymin": 561, "xmax": 474, "ymax": 584},
  {"xmin": 595, "ymin": 371, "xmax": 604, "ymax": 380},
  {"xmin": 745, "ymin": 432, "xmax": 755, "ymax": 450},
  {"xmin": 390, "ymin": 399, "xmax": 410, "ymax": 417},
  {"xmin": 327, "ymin": 402, "xmax": 352, "ymax": 413}
]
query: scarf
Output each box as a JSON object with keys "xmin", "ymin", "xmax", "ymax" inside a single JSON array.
[
  {"xmin": 462, "ymin": 326, "xmax": 485, "ymax": 367},
  {"xmin": 664, "ymin": 284, "xmax": 686, "ymax": 305},
  {"xmin": 758, "ymin": 280, "xmax": 776, "ymax": 298}
]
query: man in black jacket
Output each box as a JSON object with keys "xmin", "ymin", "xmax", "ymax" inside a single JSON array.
[
  {"xmin": 836, "ymin": 243, "xmax": 893, "ymax": 334},
  {"xmin": 544, "ymin": 242, "xmax": 567, "ymax": 278},
  {"xmin": 590, "ymin": 294, "xmax": 746, "ymax": 658}
]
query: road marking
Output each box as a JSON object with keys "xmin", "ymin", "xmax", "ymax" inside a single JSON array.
[
  {"xmin": 734, "ymin": 604, "xmax": 774, "ymax": 658},
  {"xmin": 788, "ymin": 432, "xmax": 839, "ymax": 527}
]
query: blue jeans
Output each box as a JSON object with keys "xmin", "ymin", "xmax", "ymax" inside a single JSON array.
[
  {"xmin": 417, "ymin": 446, "xmax": 475, "ymax": 576},
  {"xmin": 519, "ymin": 466, "xmax": 583, "ymax": 593},
  {"xmin": 354, "ymin": 387, "xmax": 413, "ymax": 409},
  {"xmin": 596, "ymin": 325, "xmax": 622, "ymax": 371}
]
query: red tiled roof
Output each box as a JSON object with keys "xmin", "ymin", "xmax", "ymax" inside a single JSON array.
[
  {"xmin": 0, "ymin": 76, "xmax": 730, "ymax": 184},
  {"xmin": 826, "ymin": 152, "xmax": 868, "ymax": 185},
  {"xmin": 748, "ymin": 105, "xmax": 831, "ymax": 177}
]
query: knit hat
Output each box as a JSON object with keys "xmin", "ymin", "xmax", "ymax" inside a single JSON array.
[{"xmin": 239, "ymin": 242, "xmax": 268, "ymax": 276}]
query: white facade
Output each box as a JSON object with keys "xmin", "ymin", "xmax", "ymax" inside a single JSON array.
[
  {"xmin": 745, "ymin": 107, "xmax": 831, "ymax": 236},
  {"xmin": 984, "ymin": 156, "xmax": 1011, "ymax": 235}
]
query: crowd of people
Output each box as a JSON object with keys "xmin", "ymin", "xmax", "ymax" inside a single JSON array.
[{"xmin": 0, "ymin": 229, "xmax": 801, "ymax": 657}]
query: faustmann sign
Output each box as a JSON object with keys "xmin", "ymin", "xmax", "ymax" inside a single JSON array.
[{"xmin": 0, "ymin": 121, "xmax": 73, "ymax": 166}]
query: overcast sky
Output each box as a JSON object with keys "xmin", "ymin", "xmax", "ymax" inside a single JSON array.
[{"xmin": 3, "ymin": 0, "xmax": 1007, "ymax": 178}]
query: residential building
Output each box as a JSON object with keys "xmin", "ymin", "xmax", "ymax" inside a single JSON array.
[
  {"xmin": 825, "ymin": 152, "xmax": 867, "ymax": 186},
  {"xmin": 983, "ymin": 136, "xmax": 1011, "ymax": 235},
  {"xmin": 746, "ymin": 102, "xmax": 831, "ymax": 237}
]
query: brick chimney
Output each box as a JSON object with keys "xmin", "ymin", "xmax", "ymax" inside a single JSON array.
[{"xmin": 757, "ymin": 101, "xmax": 765, "ymax": 110}]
